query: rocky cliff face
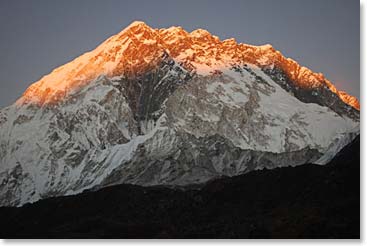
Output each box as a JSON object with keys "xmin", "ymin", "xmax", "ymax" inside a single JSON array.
[{"xmin": 0, "ymin": 21, "xmax": 360, "ymax": 206}]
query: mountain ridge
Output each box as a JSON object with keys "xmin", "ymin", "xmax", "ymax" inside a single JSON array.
[
  {"xmin": 18, "ymin": 21, "xmax": 359, "ymax": 110},
  {"xmin": 0, "ymin": 21, "xmax": 360, "ymax": 207}
]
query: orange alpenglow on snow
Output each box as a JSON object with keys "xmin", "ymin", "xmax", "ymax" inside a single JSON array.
[{"xmin": 18, "ymin": 21, "xmax": 360, "ymax": 110}]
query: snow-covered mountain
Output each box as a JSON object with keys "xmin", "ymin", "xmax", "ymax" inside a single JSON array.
[{"xmin": 0, "ymin": 21, "xmax": 360, "ymax": 206}]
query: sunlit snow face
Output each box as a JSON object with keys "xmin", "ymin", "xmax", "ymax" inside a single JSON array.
[{"xmin": 16, "ymin": 21, "xmax": 359, "ymax": 110}]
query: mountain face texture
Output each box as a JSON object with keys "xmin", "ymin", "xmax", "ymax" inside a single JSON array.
[
  {"xmin": 0, "ymin": 21, "xmax": 360, "ymax": 207},
  {"xmin": 0, "ymin": 135, "xmax": 360, "ymax": 239}
]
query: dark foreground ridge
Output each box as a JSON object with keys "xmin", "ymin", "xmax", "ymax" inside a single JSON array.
[{"xmin": 0, "ymin": 136, "xmax": 360, "ymax": 239}]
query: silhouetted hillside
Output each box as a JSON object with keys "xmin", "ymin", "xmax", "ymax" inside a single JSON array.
[{"xmin": 0, "ymin": 136, "xmax": 359, "ymax": 239}]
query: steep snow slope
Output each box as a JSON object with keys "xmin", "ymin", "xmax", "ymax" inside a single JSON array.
[{"xmin": 0, "ymin": 21, "xmax": 359, "ymax": 206}]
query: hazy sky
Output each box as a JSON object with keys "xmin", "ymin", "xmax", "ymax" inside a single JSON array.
[{"xmin": 0, "ymin": 0, "xmax": 360, "ymax": 107}]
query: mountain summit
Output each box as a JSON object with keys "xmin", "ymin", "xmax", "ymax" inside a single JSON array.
[
  {"xmin": 0, "ymin": 21, "xmax": 360, "ymax": 206},
  {"xmin": 20, "ymin": 21, "xmax": 359, "ymax": 110}
]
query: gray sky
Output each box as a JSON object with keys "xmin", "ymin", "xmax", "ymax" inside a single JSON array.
[{"xmin": 0, "ymin": 0, "xmax": 360, "ymax": 107}]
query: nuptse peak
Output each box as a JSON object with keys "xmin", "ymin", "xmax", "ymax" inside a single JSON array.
[{"xmin": 0, "ymin": 21, "xmax": 359, "ymax": 206}]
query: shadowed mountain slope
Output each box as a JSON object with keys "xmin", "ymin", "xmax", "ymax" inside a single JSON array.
[{"xmin": 0, "ymin": 135, "xmax": 359, "ymax": 239}]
